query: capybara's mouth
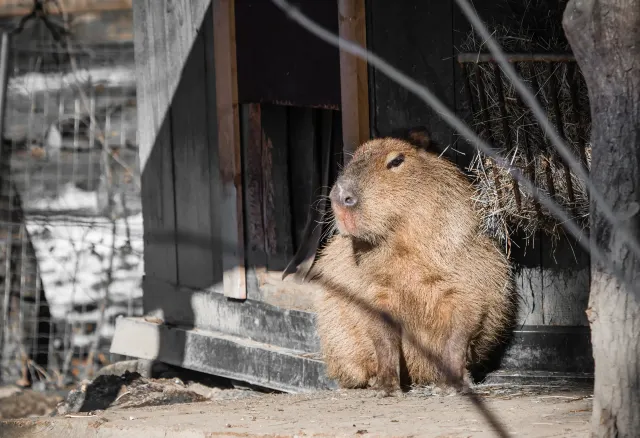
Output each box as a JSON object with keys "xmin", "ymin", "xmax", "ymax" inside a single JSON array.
[{"xmin": 332, "ymin": 204, "xmax": 358, "ymax": 236}]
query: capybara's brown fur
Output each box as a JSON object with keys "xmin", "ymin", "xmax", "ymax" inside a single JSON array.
[{"xmin": 310, "ymin": 132, "xmax": 515, "ymax": 392}]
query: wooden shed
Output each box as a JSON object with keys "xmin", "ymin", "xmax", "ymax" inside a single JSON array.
[{"xmin": 111, "ymin": 0, "xmax": 593, "ymax": 392}]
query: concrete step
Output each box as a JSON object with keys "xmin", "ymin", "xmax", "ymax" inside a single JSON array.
[{"xmin": 109, "ymin": 316, "xmax": 336, "ymax": 394}]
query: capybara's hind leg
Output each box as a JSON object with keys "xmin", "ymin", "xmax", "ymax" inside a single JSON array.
[
  {"xmin": 316, "ymin": 291, "xmax": 376, "ymax": 388},
  {"xmin": 440, "ymin": 327, "xmax": 474, "ymax": 393}
]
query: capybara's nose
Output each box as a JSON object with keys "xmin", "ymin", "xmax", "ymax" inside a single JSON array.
[{"xmin": 331, "ymin": 179, "xmax": 358, "ymax": 208}]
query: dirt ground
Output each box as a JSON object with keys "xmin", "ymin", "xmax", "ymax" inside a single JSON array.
[{"xmin": 0, "ymin": 383, "xmax": 592, "ymax": 437}]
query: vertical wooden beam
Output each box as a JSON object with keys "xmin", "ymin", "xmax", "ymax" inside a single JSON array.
[
  {"xmin": 338, "ymin": 0, "xmax": 370, "ymax": 162},
  {"xmin": 133, "ymin": 0, "xmax": 178, "ymax": 300},
  {"xmin": 170, "ymin": 6, "xmax": 217, "ymax": 290},
  {"xmin": 241, "ymin": 103, "xmax": 267, "ymax": 297},
  {"xmin": 213, "ymin": 0, "xmax": 246, "ymax": 300},
  {"xmin": 260, "ymin": 104, "xmax": 293, "ymax": 272}
]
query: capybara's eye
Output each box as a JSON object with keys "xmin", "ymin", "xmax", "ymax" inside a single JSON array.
[{"xmin": 387, "ymin": 153, "xmax": 405, "ymax": 169}]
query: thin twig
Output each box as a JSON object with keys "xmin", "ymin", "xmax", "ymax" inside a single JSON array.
[{"xmin": 84, "ymin": 218, "xmax": 116, "ymax": 379}]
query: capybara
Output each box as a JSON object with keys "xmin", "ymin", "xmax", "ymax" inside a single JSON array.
[{"xmin": 309, "ymin": 130, "xmax": 515, "ymax": 393}]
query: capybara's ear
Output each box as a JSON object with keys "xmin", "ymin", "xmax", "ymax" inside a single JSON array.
[
  {"xmin": 404, "ymin": 126, "xmax": 432, "ymax": 150},
  {"xmin": 388, "ymin": 126, "xmax": 433, "ymax": 151}
]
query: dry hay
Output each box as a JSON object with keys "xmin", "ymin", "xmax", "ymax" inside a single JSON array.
[{"xmin": 459, "ymin": 18, "xmax": 592, "ymax": 252}]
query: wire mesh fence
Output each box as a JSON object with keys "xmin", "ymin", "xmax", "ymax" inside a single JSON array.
[{"xmin": 0, "ymin": 10, "xmax": 142, "ymax": 388}]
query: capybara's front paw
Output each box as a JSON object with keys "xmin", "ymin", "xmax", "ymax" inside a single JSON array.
[{"xmin": 369, "ymin": 373, "xmax": 402, "ymax": 397}]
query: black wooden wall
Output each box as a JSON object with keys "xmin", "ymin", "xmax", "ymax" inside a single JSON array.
[
  {"xmin": 366, "ymin": 0, "xmax": 458, "ymax": 162},
  {"xmin": 234, "ymin": 0, "xmax": 344, "ymax": 302},
  {"xmin": 235, "ymin": 0, "xmax": 341, "ymax": 108},
  {"xmin": 366, "ymin": 0, "xmax": 592, "ymax": 373},
  {"xmin": 240, "ymin": 103, "xmax": 342, "ymax": 300}
]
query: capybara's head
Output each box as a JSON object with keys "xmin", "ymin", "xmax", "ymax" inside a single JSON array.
[{"xmin": 330, "ymin": 132, "xmax": 456, "ymax": 244}]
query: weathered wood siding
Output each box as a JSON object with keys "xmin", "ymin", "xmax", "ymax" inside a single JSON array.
[
  {"xmin": 134, "ymin": 0, "xmax": 222, "ymax": 321},
  {"xmin": 135, "ymin": 0, "xmax": 344, "ymax": 317}
]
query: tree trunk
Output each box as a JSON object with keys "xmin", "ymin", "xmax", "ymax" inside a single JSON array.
[{"xmin": 563, "ymin": 0, "xmax": 640, "ymax": 436}]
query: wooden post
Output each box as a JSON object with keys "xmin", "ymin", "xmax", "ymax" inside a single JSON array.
[
  {"xmin": 338, "ymin": 0, "xmax": 370, "ymax": 162},
  {"xmin": 213, "ymin": 0, "xmax": 246, "ymax": 300}
]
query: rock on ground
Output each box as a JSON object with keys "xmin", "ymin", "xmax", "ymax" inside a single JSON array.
[
  {"xmin": 0, "ymin": 360, "xmax": 263, "ymax": 421},
  {"xmin": 0, "ymin": 386, "xmax": 63, "ymax": 420}
]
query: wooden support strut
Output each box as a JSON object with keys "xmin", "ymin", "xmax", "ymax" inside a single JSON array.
[
  {"xmin": 213, "ymin": 0, "xmax": 246, "ymax": 300},
  {"xmin": 338, "ymin": 0, "xmax": 369, "ymax": 162}
]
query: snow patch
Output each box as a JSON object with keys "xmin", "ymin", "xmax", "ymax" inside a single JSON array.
[
  {"xmin": 25, "ymin": 212, "xmax": 143, "ymax": 322},
  {"xmin": 9, "ymin": 66, "xmax": 136, "ymax": 96}
]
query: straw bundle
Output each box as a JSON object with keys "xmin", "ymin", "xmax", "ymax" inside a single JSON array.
[{"xmin": 459, "ymin": 21, "xmax": 592, "ymax": 251}]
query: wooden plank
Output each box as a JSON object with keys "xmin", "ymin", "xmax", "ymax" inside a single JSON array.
[
  {"xmin": 0, "ymin": 0, "xmax": 132, "ymax": 17},
  {"xmin": 539, "ymin": 234, "xmax": 590, "ymax": 326},
  {"xmin": 134, "ymin": 0, "xmax": 216, "ymax": 296},
  {"xmin": 258, "ymin": 103, "xmax": 277, "ymax": 271},
  {"xmin": 261, "ymin": 104, "xmax": 293, "ymax": 272},
  {"xmin": 509, "ymin": 232, "xmax": 545, "ymax": 327},
  {"xmin": 234, "ymin": 0, "xmax": 341, "ymax": 108},
  {"xmin": 132, "ymin": 0, "xmax": 177, "ymax": 289},
  {"xmin": 203, "ymin": 8, "xmax": 225, "ymax": 288},
  {"xmin": 213, "ymin": 0, "xmax": 246, "ymax": 299},
  {"xmin": 287, "ymin": 108, "xmax": 317, "ymax": 251},
  {"xmin": 451, "ymin": 4, "xmax": 473, "ymax": 169},
  {"xmin": 367, "ymin": 0, "xmax": 455, "ymax": 160},
  {"xmin": 241, "ymin": 103, "xmax": 267, "ymax": 299},
  {"xmin": 498, "ymin": 325, "xmax": 593, "ymax": 374},
  {"xmin": 136, "ymin": 0, "xmax": 212, "ymax": 171},
  {"xmin": 116, "ymin": 281, "xmax": 593, "ymax": 381},
  {"xmin": 170, "ymin": 4, "xmax": 218, "ymax": 289},
  {"xmin": 338, "ymin": 0, "xmax": 370, "ymax": 159},
  {"xmin": 328, "ymin": 109, "xmax": 344, "ymax": 195}
]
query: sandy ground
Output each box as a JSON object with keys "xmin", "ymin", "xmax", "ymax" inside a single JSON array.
[{"xmin": 0, "ymin": 384, "xmax": 592, "ymax": 437}]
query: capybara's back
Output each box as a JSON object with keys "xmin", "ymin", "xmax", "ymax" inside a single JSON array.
[{"xmin": 311, "ymin": 132, "xmax": 515, "ymax": 392}]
